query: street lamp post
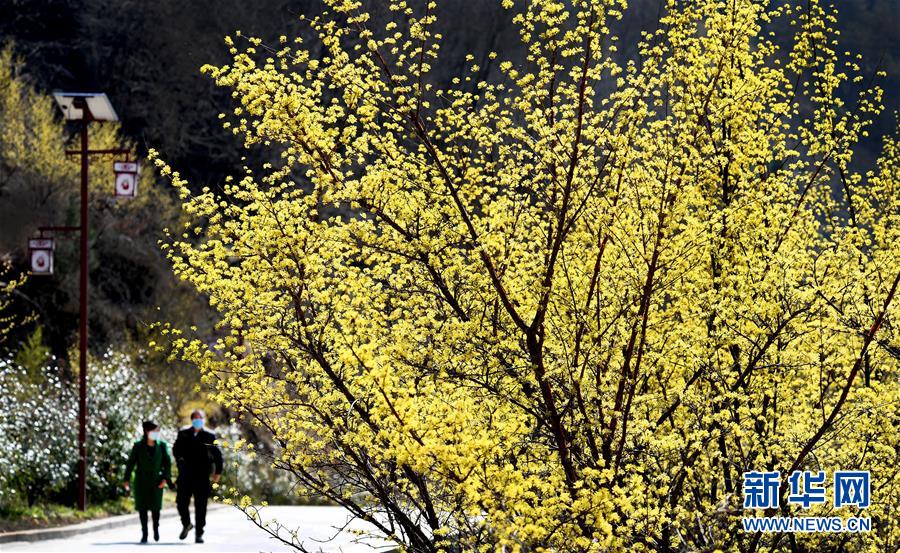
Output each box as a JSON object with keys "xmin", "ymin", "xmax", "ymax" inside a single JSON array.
[{"xmin": 50, "ymin": 92, "xmax": 130, "ymax": 511}]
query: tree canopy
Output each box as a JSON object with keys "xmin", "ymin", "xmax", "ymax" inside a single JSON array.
[{"xmin": 155, "ymin": 0, "xmax": 898, "ymax": 551}]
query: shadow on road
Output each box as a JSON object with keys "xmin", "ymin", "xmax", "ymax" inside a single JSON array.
[{"xmin": 91, "ymin": 542, "xmax": 188, "ymax": 547}]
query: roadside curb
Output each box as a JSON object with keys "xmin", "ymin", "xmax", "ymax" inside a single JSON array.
[{"xmin": 0, "ymin": 504, "xmax": 227, "ymax": 544}]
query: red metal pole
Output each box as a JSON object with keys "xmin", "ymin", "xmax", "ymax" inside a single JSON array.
[{"xmin": 77, "ymin": 118, "xmax": 89, "ymax": 511}]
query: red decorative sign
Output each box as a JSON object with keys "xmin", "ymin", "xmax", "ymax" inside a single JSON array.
[
  {"xmin": 28, "ymin": 238, "xmax": 55, "ymax": 275},
  {"xmin": 113, "ymin": 161, "xmax": 139, "ymax": 198}
]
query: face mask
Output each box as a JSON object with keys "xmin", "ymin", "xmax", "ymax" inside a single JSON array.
[
  {"xmin": 191, "ymin": 419, "xmax": 204, "ymax": 430},
  {"xmin": 148, "ymin": 431, "xmax": 160, "ymax": 441}
]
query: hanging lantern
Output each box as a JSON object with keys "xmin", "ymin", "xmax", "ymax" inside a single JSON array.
[
  {"xmin": 28, "ymin": 238, "xmax": 55, "ymax": 275},
  {"xmin": 113, "ymin": 161, "xmax": 139, "ymax": 198}
]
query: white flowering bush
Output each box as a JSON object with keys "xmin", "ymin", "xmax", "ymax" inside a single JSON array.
[
  {"xmin": 0, "ymin": 350, "xmax": 173, "ymax": 508},
  {"xmin": 0, "ymin": 360, "xmax": 72, "ymax": 507},
  {"xmin": 213, "ymin": 423, "xmax": 299, "ymax": 505}
]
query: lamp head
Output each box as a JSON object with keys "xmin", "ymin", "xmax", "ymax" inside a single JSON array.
[{"xmin": 52, "ymin": 92, "xmax": 118, "ymax": 121}]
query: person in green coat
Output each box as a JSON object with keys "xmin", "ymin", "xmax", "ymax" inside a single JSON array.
[{"xmin": 123, "ymin": 420, "xmax": 172, "ymax": 543}]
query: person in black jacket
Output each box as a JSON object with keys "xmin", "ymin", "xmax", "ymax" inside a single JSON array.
[{"xmin": 173, "ymin": 409, "xmax": 223, "ymax": 543}]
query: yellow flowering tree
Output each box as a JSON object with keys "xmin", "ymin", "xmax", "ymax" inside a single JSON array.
[
  {"xmin": 0, "ymin": 259, "xmax": 32, "ymax": 345},
  {"xmin": 155, "ymin": 0, "xmax": 899, "ymax": 551}
]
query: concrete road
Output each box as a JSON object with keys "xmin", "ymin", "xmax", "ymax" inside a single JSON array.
[{"xmin": 2, "ymin": 505, "xmax": 397, "ymax": 553}]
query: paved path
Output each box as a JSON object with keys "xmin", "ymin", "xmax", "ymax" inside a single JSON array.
[{"xmin": 2, "ymin": 505, "xmax": 396, "ymax": 553}]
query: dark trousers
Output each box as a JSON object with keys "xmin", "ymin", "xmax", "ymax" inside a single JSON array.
[
  {"xmin": 176, "ymin": 479, "xmax": 211, "ymax": 534},
  {"xmin": 138, "ymin": 509, "xmax": 160, "ymax": 537}
]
